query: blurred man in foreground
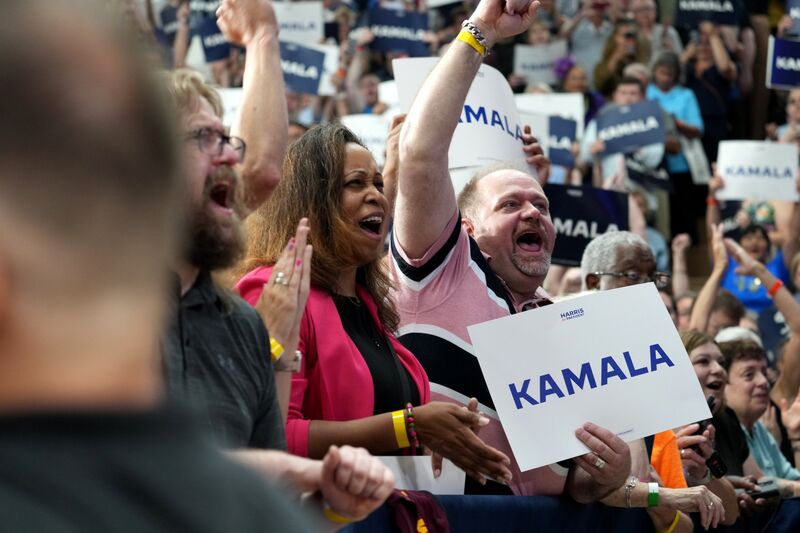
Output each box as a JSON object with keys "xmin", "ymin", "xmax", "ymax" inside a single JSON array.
[{"xmin": 0, "ymin": 1, "xmax": 315, "ymax": 530}]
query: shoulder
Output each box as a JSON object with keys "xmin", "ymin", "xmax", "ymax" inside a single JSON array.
[{"xmin": 235, "ymin": 266, "xmax": 273, "ymax": 307}]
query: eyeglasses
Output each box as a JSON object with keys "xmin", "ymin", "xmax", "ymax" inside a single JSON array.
[
  {"xmin": 593, "ymin": 270, "xmax": 672, "ymax": 289},
  {"xmin": 184, "ymin": 128, "xmax": 246, "ymax": 159}
]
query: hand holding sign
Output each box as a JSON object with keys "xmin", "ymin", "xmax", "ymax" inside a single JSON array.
[
  {"xmin": 217, "ymin": 0, "xmax": 278, "ymax": 45},
  {"xmin": 521, "ymin": 125, "xmax": 550, "ymax": 184},
  {"xmin": 470, "ymin": 0, "xmax": 540, "ymax": 48},
  {"xmin": 573, "ymin": 422, "xmax": 632, "ymax": 498}
]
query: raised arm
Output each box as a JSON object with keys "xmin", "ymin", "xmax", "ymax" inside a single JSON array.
[
  {"xmin": 395, "ymin": 0, "xmax": 541, "ymax": 258},
  {"xmin": 689, "ymin": 224, "xmax": 727, "ymax": 333},
  {"xmin": 217, "ymin": 0, "xmax": 288, "ymax": 213},
  {"xmin": 781, "ymin": 187, "xmax": 800, "ymax": 271}
]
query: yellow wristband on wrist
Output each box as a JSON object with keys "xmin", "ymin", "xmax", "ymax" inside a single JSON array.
[
  {"xmin": 270, "ymin": 338, "xmax": 285, "ymax": 362},
  {"xmin": 457, "ymin": 30, "xmax": 486, "ymax": 57},
  {"xmin": 392, "ymin": 410, "xmax": 410, "ymax": 449},
  {"xmin": 323, "ymin": 504, "xmax": 354, "ymax": 524}
]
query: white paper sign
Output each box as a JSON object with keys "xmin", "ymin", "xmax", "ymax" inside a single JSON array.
[
  {"xmin": 341, "ymin": 113, "xmax": 393, "ymax": 167},
  {"xmin": 716, "ymin": 141, "xmax": 800, "ymax": 202},
  {"xmin": 377, "ymin": 457, "xmax": 466, "ymax": 495},
  {"xmin": 394, "ymin": 57, "xmax": 527, "ymax": 169},
  {"xmin": 467, "ymin": 284, "xmax": 711, "ymax": 472},
  {"xmin": 274, "ymin": 1, "xmax": 324, "ymax": 45},
  {"xmin": 513, "ymin": 40, "xmax": 568, "ymax": 87},
  {"xmin": 216, "ymin": 87, "xmax": 244, "ymax": 128},
  {"xmin": 516, "ymin": 93, "xmax": 585, "ymax": 140},
  {"xmin": 379, "ymin": 79, "xmax": 399, "ymax": 107},
  {"xmin": 312, "ymin": 43, "xmax": 340, "ymax": 96}
]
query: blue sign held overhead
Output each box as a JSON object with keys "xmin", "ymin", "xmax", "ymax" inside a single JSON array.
[
  {"xmin": 544, "ymin": 184, "xmax": 629, "ymax": 266},
  {"xmin": 368, "ymin": 7, "xmax": 429, "ymax": 57},
  {"xmin": 768, "ymin": 37, "xmax": 800, "ymax": 90},
  {"xmin": 548, "ymin": 116, "xmax": 577, "ymax": 168},
  {"xmin": 675, "ymin": 0, "xmax": 739, "ymax": 28},
  {"xmin": 194, "ymin": 16, "xmax": 230, "ymax": 63},
  {"xmin": 279, "ymin": 41, "xmax": 326, "ymax": 95},
  {"xmin": 597, "ymin": 100, "xmax": 665, "ymax": 157}
]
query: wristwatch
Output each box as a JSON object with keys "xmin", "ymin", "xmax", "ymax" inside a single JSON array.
[{"xmin": 274, "ymin": 350, "xmax": 302, "ymax": 373}]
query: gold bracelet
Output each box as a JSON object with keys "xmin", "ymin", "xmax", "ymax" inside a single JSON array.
[
  {"xmin": 392, "ymin": 410, "xmax": 410, "ymax": 448},
  {"xmin": 323, "ymin": 503, "xmax": 354, "ymax": 524},
  {"xmin": 661, "ymin": 511, "xmax": 680, "ymax": 533},
  {"xmin": 456, "ymin": 30, "xmax": 486, "ymax": 57}
]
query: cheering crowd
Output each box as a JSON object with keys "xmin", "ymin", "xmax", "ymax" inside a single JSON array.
[{"xmin": 3, "ymin": 0, "xmax": 800, "ymax": 531}]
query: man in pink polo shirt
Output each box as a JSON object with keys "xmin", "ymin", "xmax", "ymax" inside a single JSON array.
[{"xmin": 390, "ymin": 0, "xmax": 631, "ymax": 498}]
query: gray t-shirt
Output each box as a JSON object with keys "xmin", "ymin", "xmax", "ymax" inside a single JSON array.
[
  {"xmin": 163, "ymin": 270, "xmax": 286, "ymax": 451},
  {"xmin": 569, "ymin": 18, "xmax": 612, "ymax": 89}
]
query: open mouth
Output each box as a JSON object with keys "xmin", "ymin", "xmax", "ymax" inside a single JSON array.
[
  {"xmin": 705, "ymin": 380, "xmax": 723, "ymax": 391},
  {"xmin": 210, "ymin": 182, "xmax": 232, "ymax": 210},
  {"xmin": 358, "ymin": 214, "xmax": 384, "ymax": 236},
  {"xmin": 516, "ymin": 231, "xmax": 543, "ymax": 253}
]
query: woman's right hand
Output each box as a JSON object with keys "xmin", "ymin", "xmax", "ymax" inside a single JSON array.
[
  {"xmin": 660, "ymin": 486, "xmax": 725, "ymax": 530},
  {"xmin": 413, "ymin": 401, "xmax": 512, "ymax": 484},
  {"xmin": 250, "ymin": 219, "xmax": 313, "ymax": 355}
]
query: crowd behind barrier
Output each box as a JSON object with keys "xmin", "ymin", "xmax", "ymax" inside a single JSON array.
[{"xmin": 4, "ymin": 0, "xmax": 800, "ymax": 531}]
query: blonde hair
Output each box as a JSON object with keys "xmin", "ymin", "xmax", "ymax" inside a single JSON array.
[{"xmin": 163, "ymin": 68, "xmax": 223, "ymax": 119}]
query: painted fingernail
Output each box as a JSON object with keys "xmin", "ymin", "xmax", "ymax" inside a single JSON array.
[
  {"xmin": 288, "ymin": 239, "xmax": 295, "ymax": 250},
  {"xmin": 434, "ymin": 469, "xmax": 441, "ymax": 479},
  {"xmin": 296, "ymin": 259, "xmax": 302, "ymax": 267},
  {"xmin": 478, "ymin": 416, "xmax": 490, "ymax": 426}
]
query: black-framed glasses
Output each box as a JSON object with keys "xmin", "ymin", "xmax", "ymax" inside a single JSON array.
[
  {"xmin": 593, "ymin": 270, "xmax": 671, "ymax": 289},
  {"xmin": 184, "ymin": 127, "xmax": 246, "ymax": 159}
]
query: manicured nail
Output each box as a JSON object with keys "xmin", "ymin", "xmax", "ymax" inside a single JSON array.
[
  {"xmin": 434, "ymin": 469, "xmax": 441, "ymax": 479},
  {"xmin": 288, "ymin": 239, "xmax": 295, "ymax": 250},
  {"xmin": 478, "ymin": 416, "xmax": 490, "ymax": 426},
  {"xmin": 296, "ymin": 259, "xmax": 302, "ymax": 267}
]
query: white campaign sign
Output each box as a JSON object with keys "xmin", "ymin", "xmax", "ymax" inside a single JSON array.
[
  {"xmin": 217, "ymin": 88, "xmax": 244, "ymax": 128},
  {"xmin": 516, "ymin": 92, "xmax": 585, "ymax": 140},
  {"xmin": 467, "ymin": 284, "xmax": 711, "ymax": 472},
  {"xmin": 394, "ymin": 57, "xmax": 527, "ymax": 169},
  {"xmin": 341, "ymin": 113, "xmax": 392, "ymax": 167},
  {"xmin": 513, "ymin": 40, "xmax": 568, "ymax": 87},
  {"xmin": 274, "ymin": 1, "xmax": 324, "ymax": 45},
  {"xmin": 716, "ymin": 141, "xmax": 799, "ymax": 202},
  {"xmin": 377, "ymin": 457, "xmax": 465, "ymax": 495}
]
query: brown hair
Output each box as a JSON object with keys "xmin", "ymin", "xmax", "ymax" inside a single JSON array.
[
  {"xmin": 239, "ymin": 123, "xmax": 399, "ymax": 330},
  {"xmin": 162, "ymin": 68, "xmax": 223, "ymax": 121},
  {"xmin": 718, "ymin": 340, "xmax": 766, "ymax": 372},
  {"xmin": 680, "ymin": 330, "xmax": 718, "ymax": 355}
]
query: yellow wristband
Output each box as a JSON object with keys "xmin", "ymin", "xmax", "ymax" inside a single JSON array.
[
  {"xmin": 270, "ymin": 338, "xmax": 285, "ymax": 362},
  {"xmin": 660, "ymin": 511, "xmax": 680, "ymax": 533},
  {"xmin": 323, "ymin": 504, "xmax": 354, "ymax": 524},
  {"xmin": 457, "ymin": 30, "xmax": 486, "ymax": 57},
  {"xmin": 392, "ymin": 410, "xmax": 410, "ymax": 449}
]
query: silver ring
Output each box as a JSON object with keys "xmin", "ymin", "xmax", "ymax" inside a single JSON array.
[
  {"xmin": 274, "ymin": 271, "xmax": 289, "ymax": 286},
  {"xmin": 708, "ymin": 501, "xmax": 714, "ymax": 508},
  {"xmin": 593, "ymin": 456, "xmax": 606, "ymax": 470},
  {"xmin": 680, "ymin": 448, "xmax": 685, "ymax": 457}
]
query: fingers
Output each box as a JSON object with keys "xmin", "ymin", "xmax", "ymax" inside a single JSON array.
[
  {"xmin": 577, "ymin": 422, "xmax": 628, "ymax": 456},
  {"xmin": 286, "ymin": 219, "xmax": 310, "ymax": 287},
  {"xmin": 453, "ymin": 405, "xmax": 490, "ymax": 428},
  {"xmin": 431, "ymin": 452, "xmax": 443, "ymax": 479},
  {"xmin": 321, "ymin": 445, "xmax": 341, "ymax": 488}
]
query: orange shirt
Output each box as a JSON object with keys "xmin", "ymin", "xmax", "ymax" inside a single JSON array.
[{"xmin": 651, "ymin": 430, "xmax": 688, "ymax": 489}]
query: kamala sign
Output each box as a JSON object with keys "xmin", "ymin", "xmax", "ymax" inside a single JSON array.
[
  {"xmin": 395, "ymin": 57, "xmax": 529, "ymax": 170},
  {"xmin": 596, "ymin": 100, "xmax": 665, "ymax": 156},
  {"xmin": 675, "ymin": 0, "xmax": 738, "ymax": 27},
  {"xmin": 716, "ymin": 141, "xmax": 799, "ymax": 202},
  {"xmin": 767, "ymin": 37, "xmax": 800, "ymax": 90},
  {"xmin": 467, "ymin": 284, "xmax": 711, "ymax": 471}
]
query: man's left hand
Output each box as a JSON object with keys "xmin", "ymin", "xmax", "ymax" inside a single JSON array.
[
  {"xmin": 573, "ymin": 422, "xmax": 631, "ymax": 496},
  {"xmin": 320, "ymin": 445, "xmax": 395, "ymax": 524}
]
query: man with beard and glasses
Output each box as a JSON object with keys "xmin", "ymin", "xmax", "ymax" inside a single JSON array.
[
  {"xmin": 162, "ymin": 0, "xmax": 394, "ymax": 527},
  {"xmin": 390, "ymin": 0, "xmax": 631, "ymax": 499}
]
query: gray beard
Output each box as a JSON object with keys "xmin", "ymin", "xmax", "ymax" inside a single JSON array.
[{"xmin": 511, "ymin": 250, "xmax": 551, "ymax": 277}]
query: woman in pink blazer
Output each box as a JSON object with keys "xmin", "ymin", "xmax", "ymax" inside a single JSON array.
[{"xmin": 236, "ymin": 122, "xmax": 511, "ymax": 485}]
